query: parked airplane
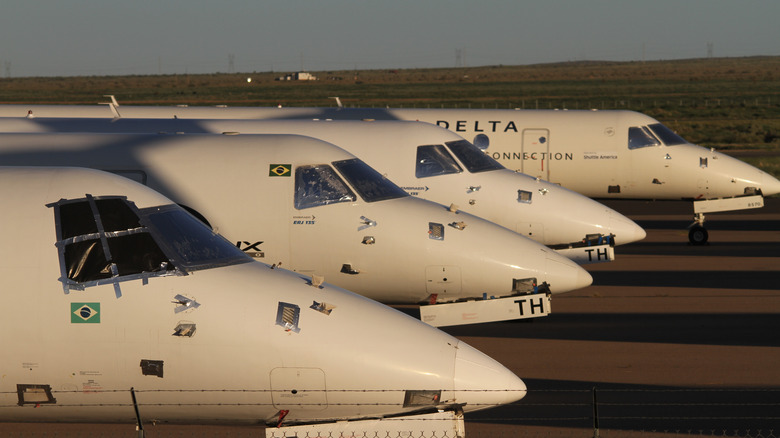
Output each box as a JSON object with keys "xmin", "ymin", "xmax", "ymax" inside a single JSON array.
[
  {"xmin": 0, "ymin": 133, "xmax": 592, "ymax": 326},
  {"xmin": 0, "ymin": 166, "xmax": 526, "ymax": 435},
  {"xmin": 7, "ymin": 101, "xmax": 774, "ymax": 244},
  {"xmin": 0, "ymin": 117, "xmax": 645, "ymax": 263}
]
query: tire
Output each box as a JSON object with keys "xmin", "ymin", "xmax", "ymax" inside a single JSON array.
[{"xmin": 688, "ymin": 225, "xmax": 708, "ymax": 245}]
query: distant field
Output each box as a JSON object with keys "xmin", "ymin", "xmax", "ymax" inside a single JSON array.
[{"xmin": 1, "ymin": 56, "xmax": 779, "ymax": 175}]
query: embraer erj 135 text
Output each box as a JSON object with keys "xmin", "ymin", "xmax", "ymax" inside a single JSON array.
[{"xmin": 0, "ymin": 166, "xmax": 525, "ymax": 436}]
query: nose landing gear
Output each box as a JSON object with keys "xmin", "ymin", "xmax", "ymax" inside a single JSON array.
[{"xmin": 687, "ymin": 212, "xmax": 709, "ymax": 245}]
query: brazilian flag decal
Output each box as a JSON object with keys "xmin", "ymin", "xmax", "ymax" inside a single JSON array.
[
  {"xmin": 269, "ymin": 164, "xmax": 292, "ymax": 177},
  {"xmin": 71, "ymin": 303, "xmax": 101, "ymax": 324}
]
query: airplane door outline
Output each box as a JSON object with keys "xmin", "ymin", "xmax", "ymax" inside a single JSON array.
[{"xmin": 522, "ymin": 129, "xmax": 550, "ymax": 181}]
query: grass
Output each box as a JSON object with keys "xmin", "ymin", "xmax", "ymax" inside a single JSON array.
[
  {"xmin": 739, "ymin": 156, "xmax": 780, "ymax": 178},
  {"xmin": 1, "ymin": 56, "xmax": 779, "ymax": 175}
]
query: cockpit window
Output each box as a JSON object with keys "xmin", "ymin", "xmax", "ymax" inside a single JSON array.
[
  {"xmin": 54, "ymin": 196, "xmax": 173, "ymax": 289},
  {"xmin": 295, "ymin": 164, "xmax": 356, "ymax": 209},
  {"xmin": 647, "ymin": 123, "xmax": 687, "ymax": 146},
  {"xmin": 628, "ymin": 126, "xmax": 661, "ymax": 150},
  {"xmin": 144, "ymin": 206, "xmax": 250, "ymax": 270},
  {"xmin": 416, "ymin": 144, "xmax": 462, "ymax": 178},
  {"xmin": 446, "ymin": 140, "xmax": 504, "ymax": 173},
  {"xmin": 51, "ymin": 196, "xmax": 250, "ymax": 296},
  {"xmin": 332, "ymin": 158, "xmax": 408, "ymax": 203}
]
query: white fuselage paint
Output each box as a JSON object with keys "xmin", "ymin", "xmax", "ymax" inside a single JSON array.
[
  {"xmin": 2, "ymin": 105, "xmax": 776, "ymax": 200},
  {"xmin": 0, "ymin": 167, "xmax": 526, "ymax": 426},
  {"xmin": 0, "ymin": 116, "xmax": 645, "ymax": 247},
  {"xmin": 0, "ymin": 134, "xmax": 592, "ymax": 303}
]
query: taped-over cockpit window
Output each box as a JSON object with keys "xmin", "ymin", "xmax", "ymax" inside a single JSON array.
[
  {"xmin": 51, "ymin": 196, "xmax": 250, "ymax": 295},
  {"xmin": 295, "ymin": 164, "xmax": 356, "ymax": 209},
  {"xmin": 628, "ymin": 126, "xmax": 661, "ymax": 150},
  {"xmin": 647, "ymin": 123, "xmax": 687, "ymax": 146},
  {"xmin": 53, "ymin": 196, "xmax": 173, "ymax": 290},
  {"xmin": 332, "ymin": 158, "xmax": 407, "ymax": 203},
  {"xmin": 416, "ymin": 145, "xmax": 462, "ymax": 178},
  {"xmin": 446, "ymin": 140, "xmax": 504, "ymax": 173}
]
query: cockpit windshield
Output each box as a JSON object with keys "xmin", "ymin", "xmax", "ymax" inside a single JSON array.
[
  {"xmin": 144, "ymin": 206, "xmax": 251, "ymax": 270},
  {"xmin": 332, "ymin": 158, "xmax": 408, "ymax": 203},
  {"xmin": 647, "ymin": 123, "xmax": 688, "ymax": 146},
  {"xmin": 52, "ymin": 196, "xmax": 249, "ymax": 294},
  {"xmin": 446, "ymin": 140, "xmax": 504, "ymax": 173},
  {"xmin": 295, "ymin": 164, "xmax": 357, "ymax": 209},
  {"xmin": 416, "ymin": 144, "xmax": 462, "ymax": 178},
  {"xmin": 628, "ymin": 126, "xmax": 661, "ymax": 150}
]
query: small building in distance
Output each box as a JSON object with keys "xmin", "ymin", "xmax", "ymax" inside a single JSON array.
[{"xmin": 276, "ymin": 72, "xmax": 318, "ymax": 81}]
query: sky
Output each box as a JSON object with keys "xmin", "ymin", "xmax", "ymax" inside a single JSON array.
[{"xmin": 1, "ymin": 0, "xmax": 779, "ymax": 78}]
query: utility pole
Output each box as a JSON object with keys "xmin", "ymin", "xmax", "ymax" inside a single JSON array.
[{"xmin": 455, "ymin": 48, "xmax": 466, "ymax": 68}]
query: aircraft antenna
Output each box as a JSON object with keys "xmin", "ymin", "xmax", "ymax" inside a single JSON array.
[{"xmin": 100, "ymin": 95, "xmax": 121, "ymax": 118}]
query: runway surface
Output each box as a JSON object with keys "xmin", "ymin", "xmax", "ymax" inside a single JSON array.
[
  {"xmin": 455, "ymin": 197, "xmax": 780, "ymax": 436},
  {"xmin": 2, "ymin": 198, "xmax": 778, "ymax": 437}
]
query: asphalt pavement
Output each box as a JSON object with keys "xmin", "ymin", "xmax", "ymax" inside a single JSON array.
[{"xmin": 457, "ymin": 197, "xmax": 780, "ymax": 436}]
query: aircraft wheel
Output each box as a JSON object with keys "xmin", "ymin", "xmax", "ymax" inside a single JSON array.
[{"xmin": 688, "ymin": 225, "xmax": 708, "ymax": 245}]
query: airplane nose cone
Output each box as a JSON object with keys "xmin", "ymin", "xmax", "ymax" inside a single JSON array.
[
  {"xmin": 453, "ymin": 340, "xmax": 526, "ymax": 411},
  {"xmin": 545, "ymin": 252, "xmax": 593, "ymax": 293},
  {"xmin": 761, "ymin": 172, "xmax": 780, "ymax": 197},
  {"xmin": 609, "ymin": 210, "xmax": 647, "ymax": 245}
]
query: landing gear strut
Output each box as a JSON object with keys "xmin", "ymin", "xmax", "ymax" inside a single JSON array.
[
  {"xmin": 688, "ymin": 213, "xmax": 708, "ymax": 245},
  {"xmin": 687, "ymin": 193, "xmax": 766, "ymax": 246}
]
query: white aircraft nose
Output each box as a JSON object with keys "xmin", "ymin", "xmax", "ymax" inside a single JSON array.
[
  {"xmin": 546, "ymin": 252, "xmax": 593, "ymax": 293},
  {"xmin": 609, "ymin": 210, "xmax": 647, "ymax": 245},
  {"xmin": 761, "ymin": 172, "xmax": 780, "ymax": 197},
  {"xmin": 452, "ymin": 340, "xmax": 526, "ymax": 411}
]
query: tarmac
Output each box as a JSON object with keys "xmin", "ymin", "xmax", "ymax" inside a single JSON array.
[
  {"xmin": 458, "ymin": 197, "xmax": 780, "ymax": 436},
  {"xmin": 2, "ymin": 198, "xmax": 778, "ymax": 437}
]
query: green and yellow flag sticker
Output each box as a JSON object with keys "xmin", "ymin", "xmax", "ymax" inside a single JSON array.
[
  {"xmin": 71, "ymin": 303, "xmax": 100, "ymax": 324},
  {"xmin": 269, "ymin": 164, "xmax": 292, "ymax": 177}
]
